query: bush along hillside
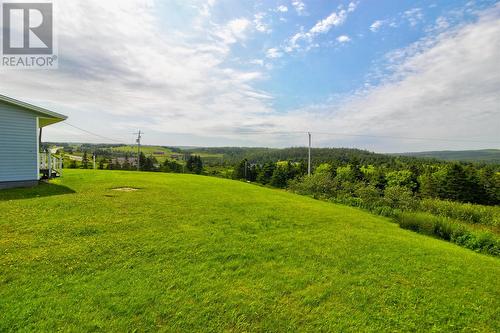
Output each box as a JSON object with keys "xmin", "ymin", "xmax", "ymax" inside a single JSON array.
[{"xmin": 231, "ymin": 158, "xmax": 500, "ymax": 256}]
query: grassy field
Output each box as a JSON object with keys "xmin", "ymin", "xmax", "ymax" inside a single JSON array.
[
  {"xmin": 109, "ymin": 145, "xmax": 223, "ymax": 162},
  {"xmin": 109, "ymin": 145, "xmax": 174, "ymax": 163},
  {"xmin": 0, "ymin": 170, "xmax": 499, "ymax": 332}
]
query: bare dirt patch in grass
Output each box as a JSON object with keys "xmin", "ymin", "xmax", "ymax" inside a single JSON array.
[{"xmin": 111, "ymin": 187, "xmax": 139, "ymax": 192}]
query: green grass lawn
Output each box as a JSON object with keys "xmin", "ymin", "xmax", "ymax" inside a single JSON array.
[{"xmin": 1, "ymin": 170, "xmax": 499, "ymax": 332}]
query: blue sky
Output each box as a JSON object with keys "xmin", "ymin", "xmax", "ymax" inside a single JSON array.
[
  {"xmin": 206, "ymin": 0, "xmax": 495, "ymax": 110},
  {"xmin": 1, "ymin": 0, "xmax": 499, "ymax": 152}
]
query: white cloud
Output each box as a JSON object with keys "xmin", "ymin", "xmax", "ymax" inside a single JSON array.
[
  {"xmin": 272, "ymin": 4, "xmax": 500, "ymax": 151},
  {"xmin": 253, "ymin": 12, "xmax": 271, "ymax": 33},
  {"xmin": 249, "ymin": 59, "xmax": 264, "ymax": 66},
  {"xmin": 348, "ymin": 2, "xmax": 358, "ymax": 13},
  {"xmin": 435, "ymin": 16, "xmax": 450, "ymax": 29},
  {"xmin": 0, "ymin": 0, "xmax": 272, "ymax": 144},
  {"xmin": 277, "ymin": 5, "xmax": 288, "ymax": 13},
  {"xmin": 425, "ymin": 16, "xmax": 450, "ymax": 33},
  {"xmin": 2, "ymin": 0, "xmax": 497, "ymax": 151},
  {"xmin": 284, "ymin": 7, "xmax": 353, "ymax": 53},
  {"xmin": 266, "ymin": 48, "xmax": 283, "ymax": 58},
  {"xmin": 370, "ymin": 20, "xmax": 384, "ymax": 32},
  {"xmin": 199, "ymin": 0, "xmax": 217, "ymax": 17},
  {"xmin": 310, "ymin": 10, "xmax": 348, "ymax": 34},
  {"xmin": 292, "ymin": 0, "xmax": 306, "ymax": 15},
  {"xmin": 404, "ymin": 8, "xmax": 424, "ymax": 27},
  {"xmin": 214, "ymin": 18, "xmax": 251, "ymax": 44},
  {"xmin": 336, "ymin": 35, "xmax": 351, "ymax": 43}
]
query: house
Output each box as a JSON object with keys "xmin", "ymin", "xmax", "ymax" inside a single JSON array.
[
  {"xmin": 0, "ymin": 94, "xmax": 67, "ymax": 189},
  {"xmin": 111, "ymin": 157, "xmax": 138, "ymax": 167}
]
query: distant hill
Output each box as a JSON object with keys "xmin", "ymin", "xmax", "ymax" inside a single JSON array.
[
  {"xmin": 396, "ymin": 149, "xmax": 500, "ymax": 164},
  {"xmin": 45, "ymin": 142, "xmax": 500, "ymax": 165}
]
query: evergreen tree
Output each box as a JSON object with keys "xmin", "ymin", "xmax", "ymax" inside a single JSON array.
[
  {"xmin": 163, "ymin": 159, "xmax": 183, "ymax": 173},
  {"xmin": 140, "ymin": 154, "xmax": 157, "ymax": 171},
  {"xmin": 194, "ymin": 156, "xmax": 203, "ymax": 174},
  {"xmin": 441, "ymin": 164, "xmax": 471, "ymax": 202},
  {"xmin": 186, "ymin": 155, "xmax": 195, "ymax": 173},
  {"xmin": 234, "ymin": 159, "xmax": 249, "ymax": 180},
  {"xmin": 478, "ymin": 166, "xmax": 500, "ymax": 205},
  {"xmin": 122, "ymin": 153, "xmax": 131, "ymax": 170},
  {"xmin": 270, "ymin": 164, "xmax": 290, "ymax": 188},
  {"xmin": 186, "ymin": 155, "xmax": 203, "ymax": 174},
  {"xmin": 138, "ymin": 152, "xmax": 147, "ymax": 171},
  {"xmin": 248, "ymin": 164, "xmax": 258, "ymax": 181},
  {"xmin": 257, "ymin": 162, "xmax": 276, "ymax": 184},
  {"xmin": 82, "ymin": 152, "xmax": 89, "ymax": 169},
  {"xmin": 69, "ymin": 160, "xmax": 77, "ymax": 169}
]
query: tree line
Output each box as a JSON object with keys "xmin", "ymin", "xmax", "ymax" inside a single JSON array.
[
  {"xmin": 233, "ymin": 157, "xmax": 499, "ymax": 206},
  {"xmin": 68, "ymin": 152, "xmax": 205, "ymax": 175}
]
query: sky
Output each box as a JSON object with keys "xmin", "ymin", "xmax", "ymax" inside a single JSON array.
[{"xmin": 1, "ymin": 0, "xmax": 499, "ymax": 152}]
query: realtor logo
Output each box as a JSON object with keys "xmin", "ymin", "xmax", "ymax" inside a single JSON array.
[{"xmin": 1, "ymin": 1, "xmax": 57, "ymax": 68}]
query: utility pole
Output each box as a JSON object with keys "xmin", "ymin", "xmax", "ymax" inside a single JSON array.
[
  {"xmin": 135, "ymin": 130, "xmax": 142, "ymax": 171},
  {"xmin": 308, "ymin": 132, "xmax": 312, "ymax": 176},
  {"xmin": 93, "ymin": 152, "xmax": 96, "ymax": 170}
]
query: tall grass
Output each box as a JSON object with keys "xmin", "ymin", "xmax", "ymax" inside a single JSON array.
[
  {"xmin": 419, "ymin": 198, "xmax": 499, "ymax": 227},
  {"xmin": 288, "ymin": 176, "xmax": 499, "ymax": 256},
  {"xmin": 396, "ymin": 212, "xmax": 499, "ymax": 256}
]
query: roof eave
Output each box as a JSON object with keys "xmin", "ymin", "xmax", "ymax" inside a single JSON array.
[
  {"xmin": 39, "ymin": 116, "xmax": 66, "ymax": 128},
  {"xmin": 0, "ymin": 93, "xmax": 67, "ymax": 127}
]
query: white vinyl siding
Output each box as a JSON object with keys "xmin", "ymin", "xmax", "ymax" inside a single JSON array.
[{"xmin": 0, "ymin": 102, "xmax": 38, "ymax": 182}]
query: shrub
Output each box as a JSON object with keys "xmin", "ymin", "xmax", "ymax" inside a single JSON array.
[
  {"xmin": 288, "ymin": 173, "xmax": 338, "ymax": 198},
  {"xmin": 314, "ymin": 163, "xmax": 333, "ymax": 175},
  {"xmin": 383, "ymin": 186, "xmax": 417, "ymax": 211},
  {"xmin": 419, "ymin": 198, "xmax": 500, "ymax": 227},
  {"xmin": 385, "ymin": 170, "xmax": 417, "ymax": 192},
  {"xmin": 354, "ymin": 184, "xmax": 382, "ymax": 206},
  {"xmin": 396, "ymin": 212, "xmax": 499, "ymax": 256},
  {"xmin": 370, "ymin": 205, "xmax": 399, "ymax": 218},
  {"xmin": 397, "ymin": 212, "xmax": 435, "ymax": 235}
]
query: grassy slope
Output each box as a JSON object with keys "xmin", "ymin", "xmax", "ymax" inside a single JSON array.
[{"xmin": 0, "ymin": 170, "xmax": 499, "ymax": 332}]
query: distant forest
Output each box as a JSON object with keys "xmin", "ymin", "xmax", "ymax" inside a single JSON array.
[{"xmin": 395, "ymin": 149, "xmax": 500, "ymax": 164}]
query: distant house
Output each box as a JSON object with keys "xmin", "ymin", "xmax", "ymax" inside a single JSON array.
[
  {"xmin": 154, "ymin": 151, "xmax": 165, "ymax": 155},
  {"xmin": 111, "ymin": 157, "xmax": 138, "ymax": 167},
  {"xmin": 0, "ymin": 94, "xmax": 67, "ymax": 189}
]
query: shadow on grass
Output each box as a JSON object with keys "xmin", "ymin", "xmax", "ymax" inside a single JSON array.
[{"xmin": 0, "ymin": 182, "xmax": 75, "ymax": 201}]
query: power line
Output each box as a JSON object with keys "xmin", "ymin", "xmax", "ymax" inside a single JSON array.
[
  {"xmin": 235, "ymin": 130, "xmax": 307, "ymax": 136},
  {"xmin": 62, "ymin": 122, "xmax": 125, "ymax": 143},
  {"xmin": 232, "ymin": 129, "xmax": 497, "ymax": 144},
  {"xmin": 312, "ymin": 131, "xmax": 498, "ymax": 144},
  {"xmin": 61, "ymin": 122, "xmax": 497, "ymax": 145}
]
